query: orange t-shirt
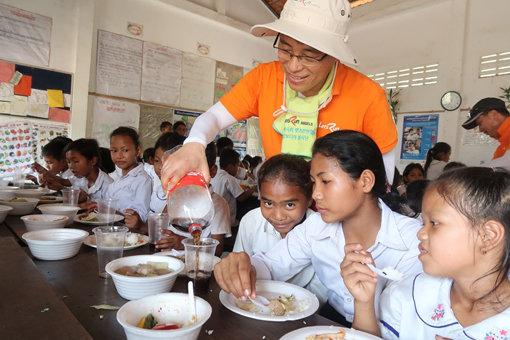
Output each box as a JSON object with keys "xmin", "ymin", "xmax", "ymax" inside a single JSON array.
[
  {"xmin": 220, "ymin": 61, "xmax": 397, "ymax": 159},
  {"xmin": 494, "ymin": 117, "xmax": 510, "ymax": 159}
]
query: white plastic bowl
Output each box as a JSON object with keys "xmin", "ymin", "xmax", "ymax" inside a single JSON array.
[
  {"xmin": 0, "ymin": 189, "xmax": 17, "ymax": 200},
  {"xmin": 22, "ymin": 228, "xmax": 88, "ymax": 260},
  {"xmin": 0, "ymin": 197, "xmax": 39, "ymax": 215},
  {"xmin": 0, "ymin": 205, "xmax": 13, "ymax": 223},
  {"xmin": 16, "ymin": 188, "xmax": 50, "ymax": 199},
  {"xmin": 21, "ymin": 214, "xmax": 69, "ymax": 232},
  {"xmin": 106, "ymin": 255, "xmax": 184, "ymax": 301},
  {"xmin": 38, "ymin": 204, "xmax": 80, "ymax": 226},
  {"xmin": 117, "ymin": 293, "xmax": 212, "ymax": 340}
]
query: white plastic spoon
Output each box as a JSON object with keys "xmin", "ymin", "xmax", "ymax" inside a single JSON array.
[
  {"xmin": 366, "ymin": 263, "xmax": 404, "ymax": 281},
  {"xmin": 248, "ymin": 294, "xmax": 271, "ymax": 313},
  {"xmin": 188, "ymin": 281, "xmax": 197, "ymax": 324}
]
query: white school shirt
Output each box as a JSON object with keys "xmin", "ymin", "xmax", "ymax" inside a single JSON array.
[
  {"xmin": 251, "ymin": 199, "xmax": 423, "ymax": 322},
  {"xmin": 149, "ymin": 184, "xmax": 167, "ymax": 213},
  {"xmin": 167, "ymin": 187, "xmax": 232, "ymax": 239},
  {"xmin": 143, "ymin": 163, "xmax": 161, "ymax": 191},
  {"xmin": 426, "ymin": 160, "xmax": 447, "ymax": 180},
  {"xmin": 106, "ymin": 163, "xmax": 152, "ymax": 223},
  {"xmin": 71, "ymin": 169, "xmax": 113, "ymax": 200},
  {"xmin": 233, "ymin": 207, "xmax": 328, "ymax": 304},
  {"xmin": 210, "ymin": 168, "xmax": 244, "ymax": 226},
  {"xmin": 379, "ymin": 273, "xmax": 510, "ymax": 340}
]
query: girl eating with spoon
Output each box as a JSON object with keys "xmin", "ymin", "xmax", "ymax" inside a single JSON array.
[{"xmin": 214, "ymin": 130, "xmax": 423, "ymax": 326}]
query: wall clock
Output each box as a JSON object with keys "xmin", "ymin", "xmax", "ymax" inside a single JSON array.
[{"xmin": 440, "ymin": 91, "xmax": 462, "ymax": 111}]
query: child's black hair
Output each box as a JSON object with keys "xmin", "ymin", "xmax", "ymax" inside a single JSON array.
[
  {"xmin": 99, "ymin": 147, "xmax": 115, "ymax": 173},
  {"xmin": 42, "ymin": 136, "xmax": 72, "ymax": 160},
  {"xmin": 65, "ymin": 138, "xmax": 100, "ymax": 165},
  {"xmin": 406, "ymin": 179, "xmax": 430, "ymax": 216},
  {"xmin": 219, "ymin": 148, "xmax": 240, "ymax": 169},
  {"xmin": 110, "ymin": 126, "xmax": 140, "ymax": 148},
  {"xmin": 154, "ymin": 132, "xmax": 185, "ymax": 152},
  {"xmin": 143, "ymin": 147, "xmax": 155, "ymax": 163},
  {"xmin": 257, "ymin": 154, "xmax": 312, "ymax": 199},
  {"xmin": 403, "ymin": 163, "xmax": 425, "ymax": 183},
  {"xmin": 216, "ymin": 137, "xmax": 233, "ymax": 156},
  {"xmin": 173, "ymin": 121, "xmax": 186, "ymax": 131},
  {"xmin": 433, "ymin": 167, "xmax": 510, "ymax": 302},
  {"xmin": 205, "ymin": 142, "xmax": 217, "ymax": 169},
  {"xmin": 312, "ymin": 130, "xmax": 403, "ymax": 212},
  {"xmin": 424, "ymin": 142, "xmax": 451, "ymax": 175},
  {"xmin": 159, "ymin": 121, "xmax": 172, "ymax": 132},
  {"xmin": 443, "ymin": 161, "xmax": 466, "ymax": 172}
]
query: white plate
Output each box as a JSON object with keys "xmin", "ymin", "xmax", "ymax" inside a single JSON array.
[
  {"xmin": 219, "ymin": 280, "xmax": 319, "ymax": 322},
  {"xmin": 74, "ymin": 213, "xmax": 124, "ymax": 225},
  {"xmin": 83, "ymin": 233, "xmax": 149, "ymax": 250},
  {"xmin": 280, "ymin": 326, "xmax": 382, "ymax": 340},
  {"xmin": 38, "ymin": 196, "xmax": 63, "ymax": 204},
  {"xmin": 156, "ymin": 250, "xmax": 221, "ymax": 275}
]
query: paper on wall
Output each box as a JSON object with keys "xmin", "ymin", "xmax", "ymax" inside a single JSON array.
[
  {"xmin": 0, "ymin": 83, "xmax": 14, "ymax": 101},
  {"xmin": 0, "ymin": 122, "xmax": 33, "ymax": 175},
  {"xmin": 180, "ymin": 52, "xmax": 215, "ymax": 111},
  {"xmin": 10, "ymin": 95, "xmax": 28, "ymax": 116},
  {"xmin": 47, "ymin": 89, "xmax": 64, "ymax": 108},
  {"xmin": 0, "ymin": 4, "xmax": 51, "ymax": 67},
  {"xmin": 91, "ymin": 97, "xmax": 140, "ymax": 148},
  {"xmin": 0, "ymin": 101, "xmax": 10, "ymax": 113},
  {"xmin": 96, "ymin": 30, "xmax": 143, "ymax": 100},
  {"xmin": 63, "ymin": 93, "xmax": 72, "ymax": 107},
  {"xmin": 27, "ymin": 103, "xmax": 49, "ymax": 118},
  {"xmin": 28, "ymin": 89, "xmax": 48, "ymax": 105},
  {"xmin": 141, "ymin": 41, "xmax": 182, "ymax": 105},
  {"xmin": 0, "ymin": 61, "xmax": 15, "ymax": 83}
]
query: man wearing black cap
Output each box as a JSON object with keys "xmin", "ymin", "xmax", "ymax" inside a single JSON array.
[{"xmin": 462, "ymin": 97, "xmax": 510, "ymax": 162}]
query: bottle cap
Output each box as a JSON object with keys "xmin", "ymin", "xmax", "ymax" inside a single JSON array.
[{"xmin": 188, "ymin": 223, "xmax": 203, "ymax": 233}]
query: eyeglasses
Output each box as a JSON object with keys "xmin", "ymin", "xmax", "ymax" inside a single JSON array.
[{"xmin": 272, "ymin": 34, "xmax": 327, "ymax": 67}]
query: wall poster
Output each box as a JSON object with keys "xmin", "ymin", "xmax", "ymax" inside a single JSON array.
[
  {"xmin": 401, "ymin": 114, "xmax": 439, "ymax": 160},
  {"xmin": 173, "ymin": 109, "xmax": 201, "ymax": 136},
  {"xmin": 0, "ymin": 122, "xmax": 32, "ymax": 174}
]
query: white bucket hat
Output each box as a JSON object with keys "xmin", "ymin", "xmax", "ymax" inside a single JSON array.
[{"xmin": 250, "ymin": 0, "xmax": 358, "ymax": 65}]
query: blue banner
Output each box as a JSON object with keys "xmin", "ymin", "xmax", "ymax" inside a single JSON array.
[{"xmin": 401, "ymin": 115, "xmax": 439, "ymax": 160}]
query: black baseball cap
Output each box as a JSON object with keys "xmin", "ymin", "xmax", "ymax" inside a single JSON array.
[{"xmin": 462, "ymin": 97, "xmax": 508, "ymax": 130}]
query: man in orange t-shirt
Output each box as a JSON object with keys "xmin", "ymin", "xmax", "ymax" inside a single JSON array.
[
  {"xmin": 462, "ymin": 97, "xmax": 510, "ymax": 168},
  {"xmin": 162, "ymin": 0, "xmax": 397, "ymax": 190}
]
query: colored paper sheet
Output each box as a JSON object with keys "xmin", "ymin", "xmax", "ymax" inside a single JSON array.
[
  {"xmin": 47, "ymin": 89, "xmax": 64, "ymax": 108},
  {"xmin": 0, "ymin": 61, "xmax": 15, "ymax": 82},
  {"xmin": 28, "ymin": 89, "xmax": 48, "ymax": 104},
  {"xmin": 10, "ymin": 95, "xmax": 28, "ymax": 116},
  {"xmin": 14, "ymin": 75, "xmax": 32, "ymax": 96},
  {"xmin": 0, "ymin": 82, "xmax": 14, "ymax": 101},
  {"xmin": 27, "ymin": 103, "xmax": 49, "ymax": 118},
  {"xmin": 48, "ymin": 107, "xmax": 70, "ymax": 123}
]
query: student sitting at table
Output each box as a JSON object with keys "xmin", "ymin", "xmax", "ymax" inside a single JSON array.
[
  {"xmin": 233, "ymin": 154, "xmax": 328, "ymax": 303},
  {"xmin": 105, "ymin": 127, "xmax": 152, "ymax": 230},
  {"xmin": 65, "ymin": 138, "xmax": 113, "ymax": 202},
  {"xmin": 342, "ymin": 167, "xmax": 510, "ymax": 339},
  {"xmin": 156, "ymin": 142, "xmax": 231, "ymax": 257},
  {"xmin": 214, "ymin": 131, "xmax": 423, "ymax": 327},
  {"xmin": 30, "ymin": 137, "xmax": 73, "ymax": 185},
  {"xmin": 210, "ymin": 148, "xmax": 257, "ymax": 227}
]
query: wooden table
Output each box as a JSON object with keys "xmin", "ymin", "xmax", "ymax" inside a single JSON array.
[{"xmin": 2, "ymin": 215, "xmax": 340, "ymax": 339}]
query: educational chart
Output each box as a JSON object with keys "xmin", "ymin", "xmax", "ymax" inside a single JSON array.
[
  {"xmin": 91, "ymin": 97, "xmax": 140, "ymax": 148},
  {"xmin": 214, "ymin": 61, "xmax": 244, "ymax": 103},
  {"xmin": 0, "ymin": 122, "xmax": 32, "ymax": 174},
  {"xmin": 401, "ymin": 114, "xmax": 439, "ymax": 160},
  {"xmin": 225, "ymin": 120, "xmax": 248, "ymax": 157},
  {"xmin": 141, "ymin": 41, "xmax": 182, "ymax": 105},
  {"xmin": 96, "ymin": 30, "xmax": 143, "ymax": 100},
  {"xmin": 0, "ymin": 4, "xmax": 52, "ymax": 67},
  {"xmin": 180, "ymin": 53, "xmax": 215, "ymax": 111},
  {"xmin": 0, "ymin": 61, "xmax": 72, "ymax": 122},
  {"xmin": 31, "ymin": 123, "xmax": 69, "ymax": 165}
]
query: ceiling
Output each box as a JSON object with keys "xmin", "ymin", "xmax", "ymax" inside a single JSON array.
[{"xmin": 182, "ymin": 0, "xmax": 375, "ymax": 27}]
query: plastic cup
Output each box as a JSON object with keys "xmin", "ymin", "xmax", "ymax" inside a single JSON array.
[
  {"xmin": 93, "ymin": 226, "xmax": 128, "ymax": 278},
  {"xmin": 148, "ymin": 213, "xmax": 170, "ymax": 249},
  {"xmin": 182, "ymin": 238, "xmax": 219, "ymax": 295},
  {"xmin": 97, "ymin": 198, "xmax": 118, "ymax": 225},
  {"xmin": 62, "ymin": 188, "xmax": 80, "ymax": 206},
  {"xmin": 13, "ymin": 171, "xmax": 26, "ymax": 189}
]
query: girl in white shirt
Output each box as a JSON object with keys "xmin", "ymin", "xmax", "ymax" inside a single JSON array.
[
  {"xmin": 233, "ymin": 154, "xmax": 328, "ymax": 303},
  {"xmin": 424, "ymin": 142, "xmax": 451, "ymax": 180},
  {"xmin": 342, "ymin": 167, "xmax": 510, "ymax": 339},
  {"xmin": 214, "ymin": 130, "xmax": 422, "ymax": 326},
  {"xmin": 65, "ymin": 138, "xmax": 113, "ymax": 202},
  {"xmin": 106, "ymin": 127, "xmax": 152, "ymax": 229}
]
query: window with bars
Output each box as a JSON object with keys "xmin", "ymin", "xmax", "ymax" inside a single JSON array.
[
  {"xmin": 479, "ymin": 51, "xmax": 510, "ymax": 78},
  {"xmin": 367, "ymin": 63, "xmax": 439, "ymax": 89}
]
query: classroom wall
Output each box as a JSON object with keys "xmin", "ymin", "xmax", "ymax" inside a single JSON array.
[{"xmin": 350, "ymin": 0, "xmax": 510, "ymax": 170}]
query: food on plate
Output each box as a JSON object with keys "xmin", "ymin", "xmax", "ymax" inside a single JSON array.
[
  {"xmin": 305, "ymin": 330, "xmax": 346, "ymax": 340},
  {"xmin": 236, "ymin": 294, "xmax": 298, "ymax": 316},
  {"xmin": 124, "ymin": 232, "xmax": 144, "ymax": 246},
  {"xmin": 0, "ymin": 197, "xmax": 28, "ymax": 202},
  {"xmin": 79, "ymin": 212, "xmax": 99, "ymax": 222},
  {"xmin": 40, "ymin": 196, "xmax": 57, "ymax": 201},
  {"xmin": 114, "ymin": 262, "xmax": 173, "ymax": 277},
  {"xmin": 137, "ymin": 313, "xmax": 180, "ymax": 330}
]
